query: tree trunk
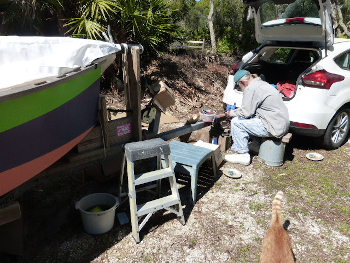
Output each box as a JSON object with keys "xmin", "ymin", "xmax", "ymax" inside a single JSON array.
[
  {"xmin": 332, "ymin": 0, "xmax": 350, "ymax": 37},
  {"xmin": 208, "ymin": 0, "xmax": 217, "ymax": 53}
]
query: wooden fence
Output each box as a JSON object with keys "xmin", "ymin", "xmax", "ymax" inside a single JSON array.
[{"xmin": 170, "ymin": 40, "xmax": 205, "ymax": 51}]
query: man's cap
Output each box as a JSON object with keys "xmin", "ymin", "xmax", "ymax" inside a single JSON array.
[{"xmin": 234, "ymin": 70, "xmax": 250, "ymax": 83}]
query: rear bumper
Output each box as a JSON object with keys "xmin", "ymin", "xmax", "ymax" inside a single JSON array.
[{"xmin": 289, "ymin": 122, "xmax": 325, "ymax": 137}]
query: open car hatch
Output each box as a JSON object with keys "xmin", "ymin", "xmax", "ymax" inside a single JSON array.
[{"xmin": 244, "ymin": 0, "xmax": 334, "ymax": 47}]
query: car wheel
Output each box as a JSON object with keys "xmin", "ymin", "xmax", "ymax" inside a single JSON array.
[{"xmin": 323, "ymin": 108, "xmax": 350, "ymax": 150}]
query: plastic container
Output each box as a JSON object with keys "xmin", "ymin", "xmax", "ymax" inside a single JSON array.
[
  {"xmin": 199, "ymin": 111, "xmax": 216, "ymax": 122},
  {"xmin": 75, "ymin": 193, "xmax": 120, "ymax": 235}
]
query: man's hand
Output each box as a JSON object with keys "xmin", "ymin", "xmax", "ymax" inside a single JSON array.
[{"xmin": 226, "ymin": 110, "xmax": 237, "ymax": 118}]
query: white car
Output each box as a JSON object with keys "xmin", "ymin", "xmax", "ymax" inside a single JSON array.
[{"xmin": 224, "ymin": 0, "xmax": 350, "ymax": 149}]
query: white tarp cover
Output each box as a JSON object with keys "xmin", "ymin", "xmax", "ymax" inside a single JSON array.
[{"xmin": 0, "ymin": 36, "xmax": 122, "ymax": 90}]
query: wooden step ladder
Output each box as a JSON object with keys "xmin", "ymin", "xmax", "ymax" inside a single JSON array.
[{"xmin": 120, "ymin": 138, "xmax": 185, "ymax": 243}]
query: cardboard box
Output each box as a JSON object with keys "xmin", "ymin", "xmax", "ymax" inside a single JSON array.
[
  {"xmin": 194, "ymin": 140, "xmax": 223, "ymax": 167},
  {"xmin": 151, "ymin": 81, "xmax": 175, "ymax": 112},
  {"xmin": 213, "ymin": 146, "xmax": 224, "ymax": 167},
  {"xmin": 195, "ymin": 127, "xmax": 210, "ymax": 143},
  {"xmin": 219, "ymin": 134, "xmax": 232, "ymax": 152}
]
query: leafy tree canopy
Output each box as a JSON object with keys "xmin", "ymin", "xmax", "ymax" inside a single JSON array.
[{"xmin": 0, "ymin": 0, "xmax": 349, "ymax": 54}]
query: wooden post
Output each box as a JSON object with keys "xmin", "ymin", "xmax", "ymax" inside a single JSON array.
[
  {"xmin": 147, "ymin": 109, "xmax": 161, "ymax": 137},
  {"xmin": 122, "ymin": 45, "xmax": 130, "ymax": 115},
  {"xmin": 127, "ymin": 46, "xmax": 142, "ymax": 142},
  {"xmin": 99, "ymin": 95, "xmax": 110, "ymax": 148}
]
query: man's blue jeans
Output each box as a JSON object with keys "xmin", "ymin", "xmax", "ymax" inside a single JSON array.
[{"xmin": 231, "ymin": 117, "xmax": 272, "ymax": 153}]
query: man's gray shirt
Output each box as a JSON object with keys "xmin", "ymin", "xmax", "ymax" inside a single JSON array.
[{"xmin": 231, "ymin": 78, "xmax": 289, "ymax": 138}]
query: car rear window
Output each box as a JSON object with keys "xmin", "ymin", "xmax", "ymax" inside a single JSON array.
[
  {"xmin": 260, "ymin": 0, "xmax": 320, "ymax": 25},
  {"xmin": 266, "ymin": 48, "xmax": 317, "ymax": 64},
  {"xmin": 266, "ymin": 48, "xmax": 292, "ymax": 64}
]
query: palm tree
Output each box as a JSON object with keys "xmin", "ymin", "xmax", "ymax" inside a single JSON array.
[
  {"xmin": 65, "ymin": 0, "xmax": 177, "ymax": 51},
  {"xmin": 64, "ymin": 0, "xmax": 119, "ymax": 39},
  {"xmin": 1, "ymin": 0, "xmax": 177, "ymax": 51}
]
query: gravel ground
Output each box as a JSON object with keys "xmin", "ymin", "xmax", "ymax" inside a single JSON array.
[{"xmin": 1, "ymin": 133, "xmax": 349, "ymax": 263}]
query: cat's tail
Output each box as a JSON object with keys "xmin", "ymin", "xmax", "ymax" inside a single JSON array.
[{"xmin": 271, "ymin": 191, "xmax": 284, "ymax": 225}]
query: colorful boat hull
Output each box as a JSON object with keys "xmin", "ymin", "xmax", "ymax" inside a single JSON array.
[{"xmin": 0, "ymin": 64, "xmax": 103, "ymax": 196}]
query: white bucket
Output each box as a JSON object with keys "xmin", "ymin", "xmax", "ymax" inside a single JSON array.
[{"xmin": 75, "ymin": 193, "xmax": 120, "ymax": 235}]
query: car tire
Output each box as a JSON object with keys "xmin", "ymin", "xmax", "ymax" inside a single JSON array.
[{"xmin": 323, "ymin": 108, "xmax": 350, "ymax": 150}]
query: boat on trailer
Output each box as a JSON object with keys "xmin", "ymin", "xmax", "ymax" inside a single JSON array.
[{"xmin": 0, "ymin": 36, "xmax": 122, "ymax": 198}]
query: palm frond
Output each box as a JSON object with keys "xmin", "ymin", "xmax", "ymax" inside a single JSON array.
[
  {"xmin": 83, "ymin": 0, "xmax": 120, "ymax": 21},
  {"xmin": 65, "ymin": 17, "xmax": 106, "ymax": 39}
]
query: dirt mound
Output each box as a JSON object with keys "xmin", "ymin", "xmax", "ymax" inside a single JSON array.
[
  {"xmin": 144, "ymin": 52, "xmax": 235, "ymax": 121},
  {"xmin": 106, "ymin": 51, "xmax": 236, "ymax": 123}
]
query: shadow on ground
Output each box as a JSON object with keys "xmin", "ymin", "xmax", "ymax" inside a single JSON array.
[
  {"xmin": 284, "ymin": 134, "xmax": 324, "ymax": 163},
  {"xmin": 0, "ymin": 161, "xmax": 220, "ymax": 263}
]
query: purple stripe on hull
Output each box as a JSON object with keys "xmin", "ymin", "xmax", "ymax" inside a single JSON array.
[{"xmin": 0, "ymin": 79, "xmax": 100, "ymax": 173}]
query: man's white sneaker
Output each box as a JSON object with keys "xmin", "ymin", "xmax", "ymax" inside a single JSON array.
[{"xmin": 224, "ymin": 153, "xmax": 251, "ymax": 165}]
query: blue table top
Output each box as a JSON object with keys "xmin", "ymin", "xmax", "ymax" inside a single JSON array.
[{"xmin": 169, "ymin": 141, "xmax": 214, "ymax": 166}]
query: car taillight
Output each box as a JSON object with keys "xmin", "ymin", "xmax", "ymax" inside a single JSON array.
[
  {"xmin": 293, "ymin": 122, "xmax": 318, "ymax": 129},
  {"xmin": 286, "ymin": 18, "xmax": 305, "ymax": 23},
  {"xmin": 231, "ymin": 63, "xmax": 240, "ymax": 72},
  {"xmin": 302, "ymin": 70, "xmax": 344, "ymax": 90}
]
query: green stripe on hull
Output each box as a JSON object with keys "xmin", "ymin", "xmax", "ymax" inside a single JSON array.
[{"xmin": 0, "ymin": 66, "xmax": 101, "ymax": 133}]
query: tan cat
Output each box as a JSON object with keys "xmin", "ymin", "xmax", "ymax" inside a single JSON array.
[{"xmin": 260, "ymin": 191, "xmax": 295, "ymax": 263}]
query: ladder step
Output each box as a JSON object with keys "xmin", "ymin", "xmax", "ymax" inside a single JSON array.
[
  {"xmin": 120, "ymin": 183, "xmax": 158, "ymax": 198},
  {"xmin": 136, "ymin": 195, "xmax": 180, "ymax": 217},
  {"xmin": 125, "ymin": 138, "xmax": 170, "ymax": 162},
  {"xmin": 135, "ymin": 168, "xmax": 174, "ymax": 186}
]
